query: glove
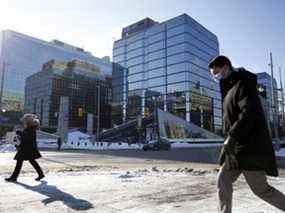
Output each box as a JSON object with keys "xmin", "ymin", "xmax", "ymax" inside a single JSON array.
[
  {"xmin": 15, "ymin": 145, "xmax": 20, "ymax": 151},
  {"xmin": 224, "ymin": 136, "xmax": 239, "ymax": 170},
  {"xmin": 16, "ymin": 130, "xmax": 23, "ymax": 137}
]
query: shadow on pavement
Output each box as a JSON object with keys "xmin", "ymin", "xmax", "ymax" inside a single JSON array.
[{"xmin": 14, "ymin": 181, "xmax": 94, "ymax": 211}]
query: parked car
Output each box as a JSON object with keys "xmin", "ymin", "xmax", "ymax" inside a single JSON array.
[{"xmin": 142, "ymin": 139, "xmax": 171, "ymax": 151}]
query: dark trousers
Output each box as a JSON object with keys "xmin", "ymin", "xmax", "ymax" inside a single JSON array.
[{"xmin": 11, "ymin": 159, "xmax": 44, "ymax": 179}]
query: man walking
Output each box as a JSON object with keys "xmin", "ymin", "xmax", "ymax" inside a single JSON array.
[{"xmin": 209, "ymin": 55, "xmax": 285, "ymax": 213}]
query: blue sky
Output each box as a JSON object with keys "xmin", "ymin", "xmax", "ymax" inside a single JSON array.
[{"xmin": 0, "ymin": 0, "xmax": 284, "ymax": 83}]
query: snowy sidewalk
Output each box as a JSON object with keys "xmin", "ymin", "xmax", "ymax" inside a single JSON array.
[{"xmin": 1, "ymin": 169, "xmax": 285, "ymax": 213}]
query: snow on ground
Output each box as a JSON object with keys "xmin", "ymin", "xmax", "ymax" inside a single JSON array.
[
  {"xmin": 276, "ymin": 148, "xmax": 285, "ymax": 157},
  {"xmin": 0, "ymin": 144, "xmax": 16, "ymax": 153},
  {"xmin": 0, "ymin": 142, "xmax": 57, "ymax": 153},
  {"xmin": 1, "ymin": 169, "xmax": 285, "ymax": 213}
]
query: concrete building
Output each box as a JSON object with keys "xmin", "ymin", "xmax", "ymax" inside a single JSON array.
[{"xmin": 24, "ymin": 59, "xmax": 112, "ymax": 133}]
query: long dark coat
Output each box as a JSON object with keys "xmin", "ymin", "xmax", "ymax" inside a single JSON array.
[
  {"xmin": 219, "ymin": 68, "xmax": 278, "ymax": 177},
  {"xmin": 14, "ymin": 127, "xmax": 42, "ymax": 161}
]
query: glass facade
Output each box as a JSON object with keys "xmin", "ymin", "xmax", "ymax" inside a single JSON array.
[
  {"xmin": 25, "ymin": 60, "xmax": 112, "ymax": 131},
  {"xmin": 257, "ymin": 72, "xmax": 278, "ymax": 134},
  {"xmin": 111, "ymin": 63, "xmax": 124, "ymax": 125},
  {"xmin": 0, "ymin": 30, "xmax": 112, "ymax": 111},
  {"xmin": 113, "ymin": 14, "xmax": 222, "ymax": 134}
]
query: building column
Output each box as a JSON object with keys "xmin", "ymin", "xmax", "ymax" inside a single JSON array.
[
  {"xmin": 87, "ymin": 113, "xmax": 94, "ymax": 135},
  {"xmin": 57, "ymin": 96, "xmax": 69, "ymax": 143},
  {"xmin": 122, "ymin": 41, "xmax": 128, "ymax": 122},
  {"xmin": 164, "ymin": 24, "xmax": 168, "ymax": 112},
  {"xmin": 186, "ymin": 91, "xmax": 190, "ymax": 122},
  {"xmin": 141, "ymin": 89, "xmax": 146, "ymax": 117},
  {"xmin": 163, "ymin": 93, "xmax": 167, "ymax": 112}
]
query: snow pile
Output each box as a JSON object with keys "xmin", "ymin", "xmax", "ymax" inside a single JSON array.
[
  {"xmin": 107, "ymin": 142, "xmax": 141, "ymax": 150},
  {"xmin": 0, "ymin": 143, "xmax": 16, "ymax": 153},
  {"xmin": 37, "ymin": 139, "xmax": 58, "ymax": 149},
  {"xmin": 68, "ymin": 131, "xmax": 91, "ymax": 142},
  {"xmin": 66, "ymin": 140, "xmax": 142, "ymax": 151},
  {"xmin": 65, "ymin": 131, "xmax": 142, "ymax": 150},
  {"xmin": 276, "ymin": 148, "xmax": 285, "ymax": 157},
  {"xmin": 64, "ymin": 130, "xmax": 226, "ymax": 151}
]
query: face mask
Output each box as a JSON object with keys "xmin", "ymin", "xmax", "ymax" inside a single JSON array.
[{"xmin": 213, "ymin": 72, "xmax": 224, "ymax": 82}]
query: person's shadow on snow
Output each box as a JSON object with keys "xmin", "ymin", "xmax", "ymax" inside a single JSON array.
[{"xmin": 14, "ymin": 181, "xmax": 94, "ymax": 211}]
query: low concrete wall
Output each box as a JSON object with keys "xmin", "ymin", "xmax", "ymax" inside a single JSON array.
[
  {"xmin": 172, "ymin": 146, "xmax": 285, "ymax": 169},
  {"xmin": 277, "ymin": 157, "xmax": 285, "ymax": 168},
  {"xmin": 171, "ymin": 146, "xmax": 222, "ymax": 164}
]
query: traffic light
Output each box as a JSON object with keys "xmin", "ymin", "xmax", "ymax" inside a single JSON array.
[
  {"xmin": 257, "ymin": 84, "xmax": 267, "ymax": 98},
  {"xmin": 144, "ymin": 107, "xmax": 150, "ymax": 117}
]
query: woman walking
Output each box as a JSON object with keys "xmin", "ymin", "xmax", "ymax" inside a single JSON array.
[{"xmin": 5, "ymin": 114, "xmax": 45, "ymax": 182}]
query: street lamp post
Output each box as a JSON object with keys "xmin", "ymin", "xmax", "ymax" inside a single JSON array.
[
  {"xmin": 269, "ymin": 52, "xmax": 279, "ymax": 140},
  {"xmin": 152, "ymin": 96, "xmax": 160, "ymax": 141},
  {"xmin": 137, "ymin": 115, "xmax": 142, "ymax": 144},
  {"xmin": 0, "ymin": 31, "xmax": 7, "ymax": 112},
  {"xmin": 0, "ymin": 61, "xmax": 7, "ymax": 111},
  {"xmin": 96, "ymin": 85, "xmax": 100, "ymax": 141},
  {"xmin": 0, "ymin": 61, "xmax": 10, "ymax": 112},
  {"xmin": 279, "ymin": 67, "xmax": 285, "ymax": 123}
]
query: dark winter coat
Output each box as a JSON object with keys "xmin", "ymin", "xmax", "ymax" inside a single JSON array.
[
  {"xmin": 219, "ymin": 68, "xmax": 278, "ymax": 177},
  {"xmin": 14, "ymin": 127, "xmax": 41, "ymax": 161}
]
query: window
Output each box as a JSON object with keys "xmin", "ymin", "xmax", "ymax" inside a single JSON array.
[
  {"xmin": 147, "ymin": 77, "xmax": 165, "ymax": 87},
  {"xmin": 146, "ymin": 25, "xmax": 165, "ymax": 36},
  {"xmin": 167, "ymin": 43, "xmax": 185, "ymax": 56},
  {"xmin": 146, "ymin": 86, "xmax": 166, "ymax": 95},
  {"xmin": 148, "ymin": 41, "xmax": 165, "ymax": 53},
  {"xmin": 128, "ymin": 81, "xmax": 144, "ymax": 91},
  {"xmin": 168, "ymin": 72, "xmax": 188, "ymax": 84},
  {"xmin": 166, "ymin": 16, "xmax": 186, "ymax": 29},
  {"xmin": 167, "ymin": 25, "xmax": 185, "ymax": 37},
  {"xmin": 128, "ymin": 73, "xmax": 144, "ymax": 83},
  {"xmin": 148, "ymin": 67, "xmax": 165, "ymax": 78},
  {"xmin": 113, "ymin": 47, "xmax": 125, "ymax": 56},
  {"xmin": 147, "ymin": 49, "xmax": 165, "ymax": 61},
  {"xmin": 148, "ymin": 32, "xmax": 164, "ymax": 44},
  {"xmin": 167, "ymin": 82, "xmax": 187, "ymax": 93},
  {"xmin": 167, "ymin": 53, "xmax": 186, "ymax": 65},
  {"xmin": 127, "ymin": 40, "xmax": 143, "ymax": 51},
  {"xmin": 113, "ymin": 54, "xmax": 125, "ymax": 63},
  {"xmin": 127, "ymin": 48, "xmax": 144, "ymax": 59},
  {"xmin": 167, "ymin": 34, "xmax": 184, "ymax": 46},
  {"xmin": 148, "ymin": 58, "xmax": 165, "ymax": 70},
  {"xmin": 167, "ymin": 62, "xmax": 188, "ymax": 75},
  {"xmin": 128, "ymin": 64, "xmax": 144, "ymax": 75},
  {"xmin": 127, "ymin": 56, "xmax": 144, "ymax": 67}
]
